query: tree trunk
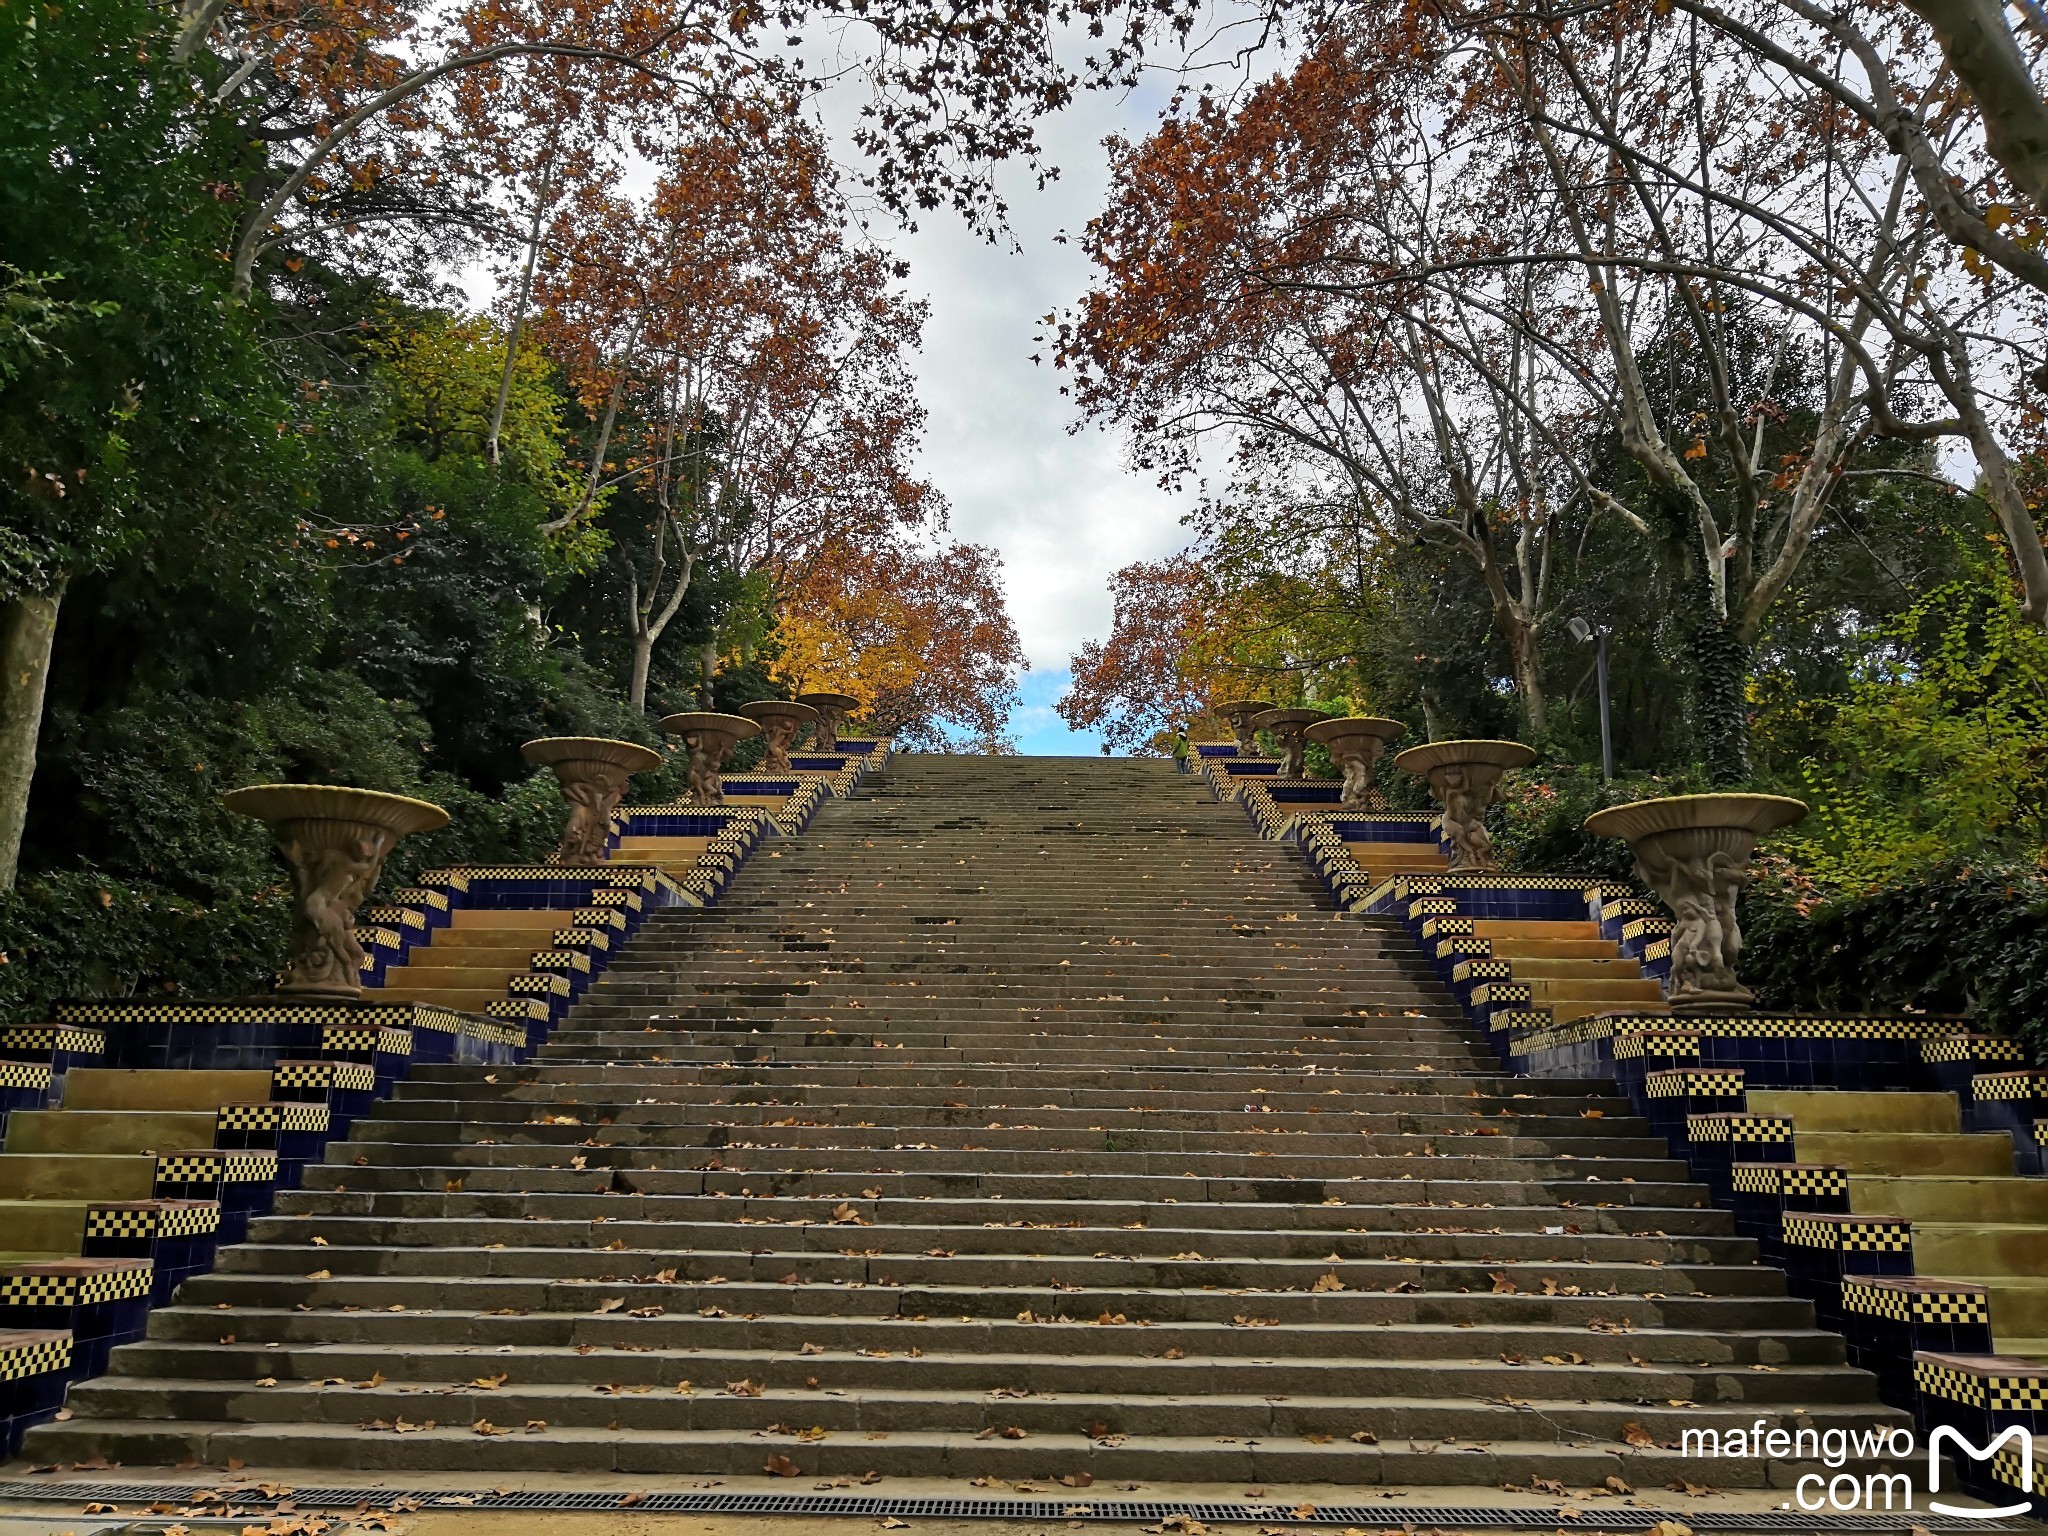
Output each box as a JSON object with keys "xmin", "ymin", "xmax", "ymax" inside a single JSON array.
[
  {"xmin": 0, "ymin": 584, "xmax": 64, "ymax": 892},
  {"xmin": 487, "ymin": 168, "xmax": 553, "ymax": 468},
  {"xmin": 699, "ymin": 641, "xmax": 716, "ymax": 707},
  {"xmin": 1692, "ymin": 612, "xmax": 1750, "ymax": 787},
  {"xmin": 628, "ymin": 631, "xmax": 654, "ymax": 714},
  {"xmin": 1954, "ymin": 390, "xmax": 2048, "ymax": 630},
  {"xmin": 1499, "ymin": 608, "xmax": 1547, "ymax": 735},
  {"xmin": 1902, "ymin": 0, "xmax": 2048, "ymax": 218}
]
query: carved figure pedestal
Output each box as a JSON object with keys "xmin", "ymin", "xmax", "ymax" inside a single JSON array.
[
  {"xmin": 1584, "ymin": 793, "xmax": 1808, "ymax": 1014},
  {"xmin": 796, "ymin": 692, "xmax": 861, "ymax": 753},
  {"xmin": 222, "ymin": 784, "xmax": 449, "ymax": 1000},
  {"xmin": 1304, "ymin": 717, "xmax": 1407, "ymax": 809},
  {"xmin": 1392, "ymin": 740, "xmax": 1538, "ymax": 873},
  {"xmin": 521, "ymin": 737, "xmax": 662, "ymax": 863},
  {"xmin": 741, "ymin": 700, "xmax": 821, "ymax": 774},
  {"xmin": 1250, "ymin": 708, "xmax": 1324, "ymax": 779},
  {"xmin": 1214, "ymin": 699, "xmax": 1277, "ymax": 757},
  {"xmin": 657, "ymin": 712, "xmax": 761, "ymax": 806}
]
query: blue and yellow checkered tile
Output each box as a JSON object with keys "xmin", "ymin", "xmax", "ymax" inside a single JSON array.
[
  {"xmin": 273, "ymin": 1058, "xmax": 375, "ymax": 1094},
  {"xmin": 530, "ymin": 948, "xmax": 593, "ymax": 975},
  {"xmin": 1847, "ymin": 1277, "xmax": 1989, "ymax": 1327},
  {"xmin": 85, "ymin": 1199, "xmax": 220, "ymax": 1243},
  {"xmin": 155, "ymin": 1148, "xmax": 276, "ymax": 1186},
  {"xmin": 1468, "ymin": 982, "xmax": 1533, "ymax": 1010},
  {"xmin": 388, "ymin": 886, "xmax": 450, "ymax": 911},
  {"xmin": 1599, "ymin": 898, "xmax": 1660, "ymax": 921},
  {"xmin": 1972, "ymin": 1070, "xmax": 2048, "ymax": 1103},
  {"xmin": 1451, "ymin": 958, "xmax": 1514, "ymax": 985},
  {"xmin": 1686, "ymin": 1111, "xmax": 1793, "ymax": 1145},
  {"xmin": 1781, "ymin": 1164, "xmax": 1850, "ymax": 1200},
  {"xmin": 506, "ymin": 971, "xmax": 571, "ymax": 999},
  {"xmin": 360, "ymin": 904, "xmax": 428, "ymax": 932},
  {"xmin": 1914, "ymin": 1352, "xmax": 2048, "ymax": 1411},
  {"xmin": 0, "ymin": 1059, "xmax": 52, "ymax": 1094},
  {"xmin": 1922, "ymin": 1033, "xmax": 2025, "ymax": 1066},
  {"xmin": 1621, "ymin": 916, "xmax": 1673, "ymax": 942},
  {"xmin": 486, "ymin": 997, "xmax": 550, "ymax": 1025},
  {"xmin": 1646, "ymin": 1068, "xmax": 1744, "ymax": 1100},
  {"xmin": 1610, "ymin": 1031, "xmax": 1702, "ymax": 1061},
  {"xmin": 64, "ymin": 1000, "xmax": 280, "ymax": 1028},
  {"xmin": 0, "ymin": 1025, "xmax": 104, "ymax": 1059},
  {"xmin": 216, "ymin": 1101, "xmax": 329, "ymax": 1135},
  {"xmin": 1732, "ymin": 1162, "xmax": 1787, "ymax": 1195},
  {"xmin": 567, "ymin": 907, "xmax": 629, "ymax": 932},
  {"xmin": 1487, "ymin": 1008, "xmax": 1552, "ymax": 1035},
  {"xmin": 1786, "ymin": 1211, "xmax": 1913, "ymax": 1253},
  {"xmin": 1418, "ymin": 916, "xmax": 1474, "ymax": 940},
  {"xmin": 0, "ymin": 1328, "xmax": 69, "ymax": 1382},
  {"xmin": 1990, "ymin": 1442, "xmax": 2045, "ymax": 1498},
  {"xmin": 0, "ymin": 1257, "xmax": 152, "ymax": 1309}
]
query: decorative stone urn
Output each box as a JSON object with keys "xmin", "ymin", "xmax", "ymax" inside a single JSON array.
[
  {"xmin": 1250, "ymin": 708, "xmax": 1323, "ymax": 778},
  {"xmin": 222, "ymin": 784, "xmax": 449, "ymax": 1000},
  {"xmin": 521, "ymin": 737, "xmax": 662, "ymax": 864},
  {"xmin": 1213, "ymin": 699, "xmax": 1277, "ymax": 757},
  {"xmin": 657, "ymin": 712, "xmax": 761, "ymax": 805},
  {"xmin": 1392, "ymin": 740, "xmax": 1538, "ymax": 873},
  {"xmin": 1303, "ymin": 717, "xmax": 1407, "ymax": 810},
  {"xmin": 740, "ymin": 700, "xmax": 821, "ymax": 774},
  {"xmin": 796, "ymin": 692, "xmax": 860, "ymax": 752},
  {"xmin": 1584, "ymin": 793, "xmax": 1808, "ymax": 1014}
]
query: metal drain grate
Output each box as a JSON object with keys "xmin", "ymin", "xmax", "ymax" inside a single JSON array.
[{"xmin": 0, "ymin": 1485, "xmax": 2030, "ymax": 1530}]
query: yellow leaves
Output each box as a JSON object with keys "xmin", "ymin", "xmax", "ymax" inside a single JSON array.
[{"xmin": 1684, "ymin": 437, "xmax": 1708, "ymax": 461}]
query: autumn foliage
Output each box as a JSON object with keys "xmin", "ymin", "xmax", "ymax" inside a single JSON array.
[{"xmin": 774, "ymin": 538, "xmax": 1026, "ymax": 752}]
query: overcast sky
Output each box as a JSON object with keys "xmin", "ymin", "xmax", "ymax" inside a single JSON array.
[{"xmin": 847, "ymin": 77, "xmax": 1204, "ymax": 753}]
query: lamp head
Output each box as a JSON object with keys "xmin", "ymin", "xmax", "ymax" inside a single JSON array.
[{"xmin": 1567, "ymin": 616, "xmax": 1594, "ymax": 644}]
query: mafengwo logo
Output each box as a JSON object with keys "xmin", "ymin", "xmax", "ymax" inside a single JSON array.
[{"xmin": 1678, "ymin": 1422, "xmax": 2040, "ymax": 1518}]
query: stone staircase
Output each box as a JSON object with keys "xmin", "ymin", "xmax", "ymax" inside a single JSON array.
[{"xmin": 29, "ymin": 756, "xmax": 1908, "ymax": 1489}]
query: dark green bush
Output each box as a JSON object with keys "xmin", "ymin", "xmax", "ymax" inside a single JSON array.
[
  {"xmin": 0, "ymin": 871, "xmax": 288, "ymax": 1020},
  {"xmin": 1742, "ymin": 862, "xmax": 2048, "ymax": 1058},
  {"xmin": 1489, "ymin": 761, "xmax": 1694, "ymax": 885}
]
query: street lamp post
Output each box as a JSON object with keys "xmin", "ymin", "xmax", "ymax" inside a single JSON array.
[{"xmin": 1568, "ymin": 616, "xmax": 1615, "ymax": 782}]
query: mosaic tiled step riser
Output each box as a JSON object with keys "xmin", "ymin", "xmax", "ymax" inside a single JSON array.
[{"xmin": 0, "ymin": 1028, "xmax": 428, "ymax": 1452}]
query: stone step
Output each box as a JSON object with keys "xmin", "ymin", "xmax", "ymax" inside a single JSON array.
[
  {"xmin": 270, "ymin": 1191, "xmax": 1734, "ymax": 1235},
  {"xmin": 20, "ymin": 1418, "xmax": 1906, "ymax": 1486},
  {"xmin": 1749, "ymin": 1089, "xmax": 1962, "ymax": 1135},
  {"xmin": 34, "ymin": 755, "xmax": 1901, "ymax": 1487},
  {"xmin": 1794, "ymin": 1130, "xmax": 2012, "ymax": 1177},
  {"xmin": 62, "ymin": 1068, "xmax": 272, "ymax": 1112},
  {"xmin": 5, "ymin": 1108, "xmax": 218, "ymax": 1156}
]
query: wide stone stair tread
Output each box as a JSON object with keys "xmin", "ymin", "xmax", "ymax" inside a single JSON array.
[
  {"xmin": 34, "ymin": 754, "xmax": 1904, "ymax": 1488},
  {"xmin": 15, "ymin": 1418, "xmax": 1909, "ymax": 1484}
]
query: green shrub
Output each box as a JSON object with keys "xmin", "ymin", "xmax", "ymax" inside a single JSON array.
[
  {"xmin": 1741, "ymin": 861, "xmax": 2048, "ymax": 1058},
  {"xmin": 1490, "ymin": 762, "xmax": 1692, "ymax": 885},
  {"xmin": 0, "ymin": 871, "xmax": 288, "ymax": 1020}
]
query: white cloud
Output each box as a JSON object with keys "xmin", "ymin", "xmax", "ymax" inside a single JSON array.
[{"xmin": 846, "ymin": 79, "xmax": 1202, "ymax": 678}]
